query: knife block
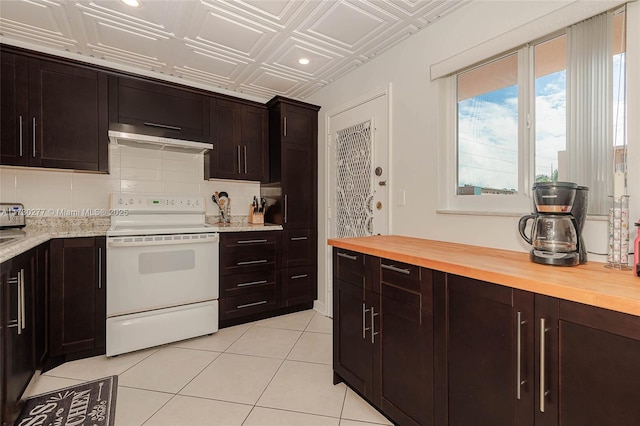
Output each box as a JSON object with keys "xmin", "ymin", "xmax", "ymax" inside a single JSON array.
[{"xmin": 248, "ymin": 205, "xmax": 264, "ymax": 224}]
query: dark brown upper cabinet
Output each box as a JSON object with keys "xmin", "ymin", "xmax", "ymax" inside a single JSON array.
[
  {"xmin": 108, "ymin": 75, "xmax": 209, "ymax": 141},
  {"xmin": 205, "ymin": 97, "xmax": 268, "ymax": 182},
  {"xmin": 0, "ymin": 49, "xmax": 109, "ymax": 172}
]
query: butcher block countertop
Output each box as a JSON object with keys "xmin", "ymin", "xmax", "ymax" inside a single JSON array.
[{"xmin": 328, "ymin": 235, "xmax": 640, "ymax": 318}]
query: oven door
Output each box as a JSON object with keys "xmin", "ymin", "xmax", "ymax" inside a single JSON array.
[{"xmin": 107, "ymin": 233, "xmax": 219, "ymax": 317}]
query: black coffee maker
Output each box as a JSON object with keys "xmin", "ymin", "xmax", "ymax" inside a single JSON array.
[{"xmin": 518, "ymin": 182, "xmax": 588, "ymax": 266}]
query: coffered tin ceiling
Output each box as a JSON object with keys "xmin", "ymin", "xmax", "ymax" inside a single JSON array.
[{"xmin": 0, "ymin": 0, "xmax": 468, "ymax": 100}]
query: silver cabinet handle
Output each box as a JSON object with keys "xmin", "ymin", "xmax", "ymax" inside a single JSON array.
[
  {"xmin": 237, "ymin": 259, "xmax": 268, "ymax": 266},
  {"xmin": 17, "ymin": 271, "xmax": 22, "ymax": 335},
  {"xmin": 337, "ymin": 252, "xmax": 357, "ymax": 261},
  {"xmin": 237, "ymin": 300, "xmax": 267, "ymax": 309},
  {"xmin": 244, "ymin": 145, "xmax": 247, "ymax": 174},
  {"xmin": 362, "ymin": 303, "xmax": 370, "ymax": 339},
  {"xmin": 237, "ymin": 145, "xmax": 241, "ymax": 173},
  {"xmin": 283, "ymin": 117, "xmax": 287, "ymax": 136},
  {"xmin": 291, "ymin": 274, "xmax": 308, "ymax": 280},
  {"xmin": 237, "ymin": 280, "xmax": 268, "ymax": 288},
  {"xmin": 291, "ymin": 236, "xmax": 308, "ymax": 241},
  {"xmin": 20, "ymin": 269, "xmax": 25, "ymax": 330},
  {"xmin": 517, "ymin": 311, "xmax": 527, "ymax": 400},
  {"xmin": 540, "ymin": 318, "xmax": 548, "ymax": 413},
  {"xmin": 143, "ymin": 122, "xmax": 181, "ymax": 131},
  {"xmin": 371, "ymin": 307, "xmax": 379, "ymax": 343},
  {"xmin": 381, "ymin": 264, "xmax": 411, "ymax": 275},
  {"xmin": 32, "ymin": 117, "xmax": 36, "ymax": 158},
  {"xmin": 284, "ymin": 194, "xmax": 288, "ymax": 224},
  {"xmin": 98, "ymin": 247, "xmax": 102, "ymax": 289},
  {"xmin": 19, "ymin": 116, "xmax": 23, "ymax": 157},
  {"xmin": 238, "ymin": 239, "xmax": 268, "ymax": 244}
]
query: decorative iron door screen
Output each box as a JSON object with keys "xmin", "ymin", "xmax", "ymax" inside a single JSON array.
[{"xmin": 335, "ymin": 120, "xmax": 374, "ymax": 238}]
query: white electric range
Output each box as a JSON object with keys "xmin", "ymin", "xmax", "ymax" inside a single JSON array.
[{"xmin": 106, "ymin": 193, "xmax": 219, "ymax": 357}]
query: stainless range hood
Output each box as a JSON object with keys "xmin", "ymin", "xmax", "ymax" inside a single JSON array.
[{"xmin": 108, "ymin": 124, "xmax": 213, "ymax": 154}]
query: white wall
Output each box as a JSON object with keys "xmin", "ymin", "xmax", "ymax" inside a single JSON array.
[
  {"xmin": 0, "ymin": 144, "xmax": 260, "ymax": 217},
  {"xmin": 308, "ymin": 1, "xmax": 640, "ymax": 312}
]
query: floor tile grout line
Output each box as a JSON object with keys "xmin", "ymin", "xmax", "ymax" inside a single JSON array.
[
  {"xmin": 244, "ymin": 318, "xmax": 310, "ymax": 418},
  {"xmin": 247, "ymin": 405, "xmax": 344, "ymax": 422},
  {"xmin": 143, "ymin": 322, "xmax": 257, "ymax": 398}
]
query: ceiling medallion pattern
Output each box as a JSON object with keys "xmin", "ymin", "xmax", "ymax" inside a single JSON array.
[{"xmin": 0, "ymin": 0, "xmax": 468, "ymax": 100}]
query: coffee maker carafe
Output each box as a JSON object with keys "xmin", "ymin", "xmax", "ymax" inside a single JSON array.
[{"xmin": 518, "ymin": 182, "xmax": 588, "ymax": 266}]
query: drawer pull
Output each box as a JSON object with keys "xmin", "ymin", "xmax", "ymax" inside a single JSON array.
[
  {"xmin": 237, "ymin": 300, "xmax": 268, "ymax": 309},
  {"xmin": 291, "ymin": 274, "xmax": 308, "ymax": 280},
  {"xmin": 238, "ymin": 239, "xmax": 268, "ymax": 244},
  {"xmin": 381, "ymin": 264, "xmax": 411, "ymax": 275},
  {"xmin": 237, "ymin": 280, "xmax": 268, "ymax": 287},
  {"xmin": 144, "ymin": 122, "xmax": 182, "ymax": 131},
  {"xmin": 237, "ymin": 259, "xmax": 268, "ymax": 266},
  {"xmin": 337, "ymin": 252, "xmax": 357, "ymax": 261},
  {"xmin": 290, "ymin": 236, "xmax": 308, "ymax": 241}
]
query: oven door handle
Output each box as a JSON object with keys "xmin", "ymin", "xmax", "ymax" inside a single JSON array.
[{"xmin": 108, "ymin": 237, "xmax": 218, "ymax": 248}]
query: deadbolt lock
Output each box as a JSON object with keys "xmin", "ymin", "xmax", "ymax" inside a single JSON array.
[
  {"xmin": 375, "ymin": 167, "xmax": 383, "ymax": 176},
  {"xmin": 376, "ymin": 201, "xmax": 383, "ymax": 210}
]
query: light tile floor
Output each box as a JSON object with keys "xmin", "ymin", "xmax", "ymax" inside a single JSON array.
[{"xmin": 26, "ymin": 310, "xmax": 393, "ymax": 426}]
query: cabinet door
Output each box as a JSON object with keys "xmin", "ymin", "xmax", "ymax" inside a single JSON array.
[
  {"xmin": 34, "ymin": 242, "xmax": 49, "ymax": 367},
  {"xmin": 333, "ymin": 279, "xmax": 376, "ymax": 399},
  {"xmin": 377, "ymin": 260, "xmax": 434, "ymax": 426},
  {"xmin": 112, "ymin": 76, "xmax": 209, "ymax": 138},
  {"xmin": 207, "ymin": 98, "xmax": 242, "ymax": 179},
  {"xmin": 49, "ymin": 237, "xmax": 106, "ymax": 356},
  {"xmin": 241, "ymin": 105, "xmax": 268, "ymax": 181},
  {"xmin": 435, "ymin": 274, "xmax": 534, "ymax": 426},
  {"xmin": 29, "ymin": 59, "xmax": 108, "ymax": 171},
  {"xmin": 2, "ymin": 250, "xmax": 35, "ymax": 423},
  {"xmin": 281, "ymin": 265, "xmax": 315, "ymax": 306},
  {"xmin": 0, "ymin": 51, "xmax": 29, "ymax": 166},
  {"xmin": 282, "ymin": 103, "xmax": 316, "ymax": 146},
  {"xmin": 553, "ymin": 300, "xmax": 640, "ymax": 426},
  {"xmin": 281, "ymin": 142, "xmax": 314, "ymax": 229},
  {"xmin": 283, "ymin": 229, "xmax": 315, "ymax": 268}
]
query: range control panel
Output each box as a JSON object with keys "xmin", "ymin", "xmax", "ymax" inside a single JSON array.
[{"xmin": 110, "ymin": 194, "xmax": 205, "ymax": 213}]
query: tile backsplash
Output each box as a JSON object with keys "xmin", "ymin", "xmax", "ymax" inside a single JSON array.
[{"xmin": 0, "ymin": 144, "xmax": 260, "ymax": 217}]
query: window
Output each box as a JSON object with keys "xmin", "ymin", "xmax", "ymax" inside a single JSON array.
[{"xmin": 451, "ymin": 8, "xmax": 626, "ymax": 215}]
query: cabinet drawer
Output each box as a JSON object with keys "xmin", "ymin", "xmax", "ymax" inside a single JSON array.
[
  {"xmin": 220, "ymin": 250, "xmax": 278, "ymax": 275},
  {"xmin": 221, "ymin": 270, "xmax": 277, "ymax": 297},
  {"xmin": 283, "ymin": 229, "xmax": 315, "ymax": 268},
  {"xmin": 379, "ymin": 258, "xmax": 430, "ymax": 309},
  {"xmin": 333, "ymin": 248, "xmax": 365, "ymax": 287},
  {"xmin": 220, "ymin": 231, "xmax": 281, "ymax": 249},
  {"xmin": 282, "ymin": 265, "xmax": 315, "ymax": 306},
  {"xmin": 220, "ymin": 291, "xmax": 277, "ymax": 320}
]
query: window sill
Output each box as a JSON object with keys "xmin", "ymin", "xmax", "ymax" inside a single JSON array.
[{"xmin": 436, "ymin": 209, "xmax": 609, "ymax": 221}]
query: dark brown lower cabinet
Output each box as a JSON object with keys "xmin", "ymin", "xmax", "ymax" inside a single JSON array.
[
  {"xmin": 333, "ymin": 250, "xmax": 434, "ymax": 426},
  {"xmin": 435, "ymin": 273, "xmax": 535, "ymax": 426},
  {"xmin": 554, "ymin": 300, "xmax": 640, "ymax": 426},
  {"xmin": 434, "ymin": 273, "xmax": 640, "ymax": 426},
  {"xmin": 49, "ymin": 237, "xmax": 106, "ymax": 359},
  {"xmin": 1, "ymin": 249, "xmax": 36, "ymax": 425}
]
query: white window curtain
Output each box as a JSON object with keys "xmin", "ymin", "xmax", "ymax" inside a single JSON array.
[{"xmin": 566, "ymin": 11, "xmax": 613, "ymax": 215}]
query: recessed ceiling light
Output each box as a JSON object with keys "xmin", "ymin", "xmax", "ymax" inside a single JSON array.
[
  {"xmin": 298, "ymin": 58, "xmax": 310, "ymax": 65},
  {"xmin": 121, "ymin": 0, "xmax": 140, "ymax": 7}
]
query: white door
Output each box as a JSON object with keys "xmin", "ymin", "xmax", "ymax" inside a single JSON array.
[
  {"xmin": 326, "ymin": 92, "xmax": 389, "ymax": 317},
  {"xmin": 329, "ymin": 93, "xmax": 389, "ymax": 239}
]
